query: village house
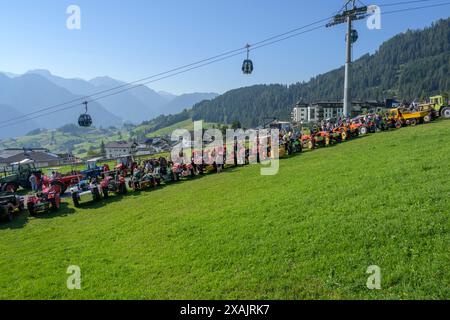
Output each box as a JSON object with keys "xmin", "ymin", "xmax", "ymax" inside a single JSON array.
[
  {"xmin": 56, "ymin": 153, "xmax": 82, "ymax": 165},
  {"xmin": 104, "ymin": 141, "xmax": 138, "ymax": 159}
]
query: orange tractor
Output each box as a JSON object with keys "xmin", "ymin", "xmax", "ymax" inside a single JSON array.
[
  {"xmin": 331, "ymin": 126, "xmax": 352, "ymax": 141},
  {"xmin": 301, "ymin": 131, "xmax": 331, "ymax": 150}
]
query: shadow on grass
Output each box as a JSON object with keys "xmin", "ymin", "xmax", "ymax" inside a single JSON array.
[
  {"xmin": 74, "ymin": 194, "xmax": 125, "ymax": 210},
  {"xmin": 0, "ymin": 211, "xmax": 29, "ymax": 230},
  {"xmin": 32, "ymin": 202, "xmax": 76, "ymax": 220},
  {"xmin": 127, "ymin": 184, "xmax": 169, "ymax": 198},
  {"xmin": 0, "ymin": 203, "xmax": 76, "ymax": 230}
]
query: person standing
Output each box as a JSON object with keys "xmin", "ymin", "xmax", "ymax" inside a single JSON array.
[{"xmin": 29, "ymin": 173, "xmax": 38, "ymax": 192}]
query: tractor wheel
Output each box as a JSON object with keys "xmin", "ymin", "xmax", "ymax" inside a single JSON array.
[
  {"xmin": 7, "ymin": 207, "xmax": 14, "ymax": 222},
  {"xmin": 423, "ymin": 115, "xmax": 432, "ymax": 123},
  {"xmin": 359, "ymin": 126, "xmax": 368, "ymax": 135},
  {"xmin": 102, "ymin": 188, "xmax": 109, "ymax": 199},
  {"xmin": 410, "ymin": 118, "xmax": 418, "ymax": 126},
  {"xmin": 395, "ymin": 121, "xmax": 403, "ymax": 129},
  {"xmin": 28, "ymin": 203, "xmax": 36, "ymax": 216},
  {"xmin": 441, "ymin": 107, "xmax": 450, "ymax": 119},
  {"xmin": 72, "ymin": 193, "xmax": 80, "ymax": 208},
  {"xmin": 341, "ymin": 132, "xmax": 348, "ymax": 141}
]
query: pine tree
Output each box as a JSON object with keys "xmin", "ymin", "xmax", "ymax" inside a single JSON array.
[{"xmin": 100, "ymin": 140, "xmax": 106, "ymax": 156}]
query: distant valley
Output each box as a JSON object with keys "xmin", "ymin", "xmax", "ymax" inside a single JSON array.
[{"xmin": 0, "ymin": 70, "xmax": 218, "ymax": 138}]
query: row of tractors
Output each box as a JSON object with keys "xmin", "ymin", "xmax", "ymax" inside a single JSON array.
[
  {"xmin": 0, "ymin": 180, "xmax": 62, "ymax": 222},
  {"xmin": 1, "ymin": 95, "xmax": 449, "ymax": 222},
  {"xmin": 71, "ymin": 158, "xmax": 225, "ymax": 209},
  {"xmin": 0, "ymin": 159, "xmax": 79, "ymax": 221},
  {"xmin": 296, "ymin": 99, "xmax": 449, "ymax": 152},
  {"xmin": 0, "ymin": 155, "xmax": 134, "ymax": 221}
]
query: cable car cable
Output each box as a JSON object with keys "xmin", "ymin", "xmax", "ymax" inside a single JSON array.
[
  {"xmin": 0, "ymin": 0, "xmax": 439, "ymax": 127},
  {"xmin": 0, "ymin": 0, "xmax": 447, "ymax": 128}
]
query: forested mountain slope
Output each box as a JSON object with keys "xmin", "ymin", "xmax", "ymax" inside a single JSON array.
[{"xmin": 187, "ymin": 18, "xmax": 450, "ymax": 127}]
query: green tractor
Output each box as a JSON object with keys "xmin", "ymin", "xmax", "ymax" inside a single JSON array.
[
  {"xmin": 420, "ymin": 94, "xmax": 450, "ymax": 119},
  {"xmin": 0, "ymin": 159, "xmax": 42, "ymax": 192}
]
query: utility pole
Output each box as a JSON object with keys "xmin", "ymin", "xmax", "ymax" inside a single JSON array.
[
  {"xmin": 344, "ymin": 16, "xmax": 352, "ymax": 118},
  {"xmin": 327, "ymin": 1, "xmax": 368, "ymax": 117}
]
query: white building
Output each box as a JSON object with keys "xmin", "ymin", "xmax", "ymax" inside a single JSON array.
[
  {"xmin": 104, "ymin": 141, "xmax": 138, "ymax": 159},
  {"xmin": 291, "ymin": 101, "xmax": 309, "ymax": 123},
  {"xmin": 292, "ymin": 101, "xmax": 345, "ymax": 123}
]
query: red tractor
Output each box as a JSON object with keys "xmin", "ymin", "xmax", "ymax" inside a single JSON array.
[
  {"xmin": 115, "ymin": 155, "xmax": 137, "ymax": 177},
  {"xmin": 27, "ymin": 182, "xmax": 61, "ymax": 216},
  {"xmin": 351, "ymin": 116, "xmax": 377, "ymax": 135},
  {"xmin": 100, "ymin": 173, "xmax": 128, "ymax": 198},
  {"xmin": 172, "ymin": 163, "xmax": 196, "ymax": 179},
  {"xmin": 46, "ymin": 170, "xmax": 83, "ymax": 195}
]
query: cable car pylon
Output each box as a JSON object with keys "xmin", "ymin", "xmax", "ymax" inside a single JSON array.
[{"xmin": 326, "ymin": 0, "xmax": 368, "ymax": 117}]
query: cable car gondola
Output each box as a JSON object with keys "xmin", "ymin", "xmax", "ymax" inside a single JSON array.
[
  {"xmin": 242, "ymin": 44, "xmax": 253, "ymax": 75},
  {"xmin": 78, "ymin": 101, "xmax": 93, "ymax": 127},
  {"xmin": 350, "ymin": 29, "xmax": 358, "ymax": 44}
]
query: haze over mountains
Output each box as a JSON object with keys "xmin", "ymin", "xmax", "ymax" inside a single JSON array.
[{"xmin": 0, "ymin": 70, "xmax": 218, "ymax": 138}]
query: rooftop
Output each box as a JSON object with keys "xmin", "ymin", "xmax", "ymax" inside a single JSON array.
[
  {"xmin": 105, "ymin": 141, "xmax": 137, "ymax": 148},
  {"xmin": 0, "ymin": 150, "xmax": 61, "ymax": 165}
]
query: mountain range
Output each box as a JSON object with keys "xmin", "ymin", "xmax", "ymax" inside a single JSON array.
[
  {"xmin": 0, "ymin": 70, "xmax": 218, "ymax": 138},
  {"xmin": 1, "ymin": 18, "xmax": 449, "ymax": 141}
]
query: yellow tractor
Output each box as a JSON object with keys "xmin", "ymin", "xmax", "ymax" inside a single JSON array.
[
  {"xmin": 419, "ymin": 94, "xmax": 450, "ymax": 119},
  {"xmin": 387, "ymin": 108, "xmax": 430, "ymax": 128}
]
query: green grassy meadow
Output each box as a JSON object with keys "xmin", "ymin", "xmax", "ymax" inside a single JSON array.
[
  {"xmin": 0, "ymin": 121, "xmax": 449, "ymax": 299},
  {"xmin": 133, "ymin": 119, "xmax": 220, "ymax": 138}
]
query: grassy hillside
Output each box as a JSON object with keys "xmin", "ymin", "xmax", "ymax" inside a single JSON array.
[
  {"xmin": 133, "ymin": 118, "xmax": 221, "ymax": 139},
  {"xmin": 0, "ymin": 119, "xmax": 220, "ymax": 159},
  {"xmin": 1, "ymin": 121, "xmax": 449, "ymax": 299},
  {"xmin": 0, "ymin": 126, "xmax": 131, "ymax": 159}
]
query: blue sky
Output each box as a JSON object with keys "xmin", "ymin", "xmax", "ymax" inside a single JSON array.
[{"xmin": 0, "ymin": 0, "xmax": 448, "ymax": 94}]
